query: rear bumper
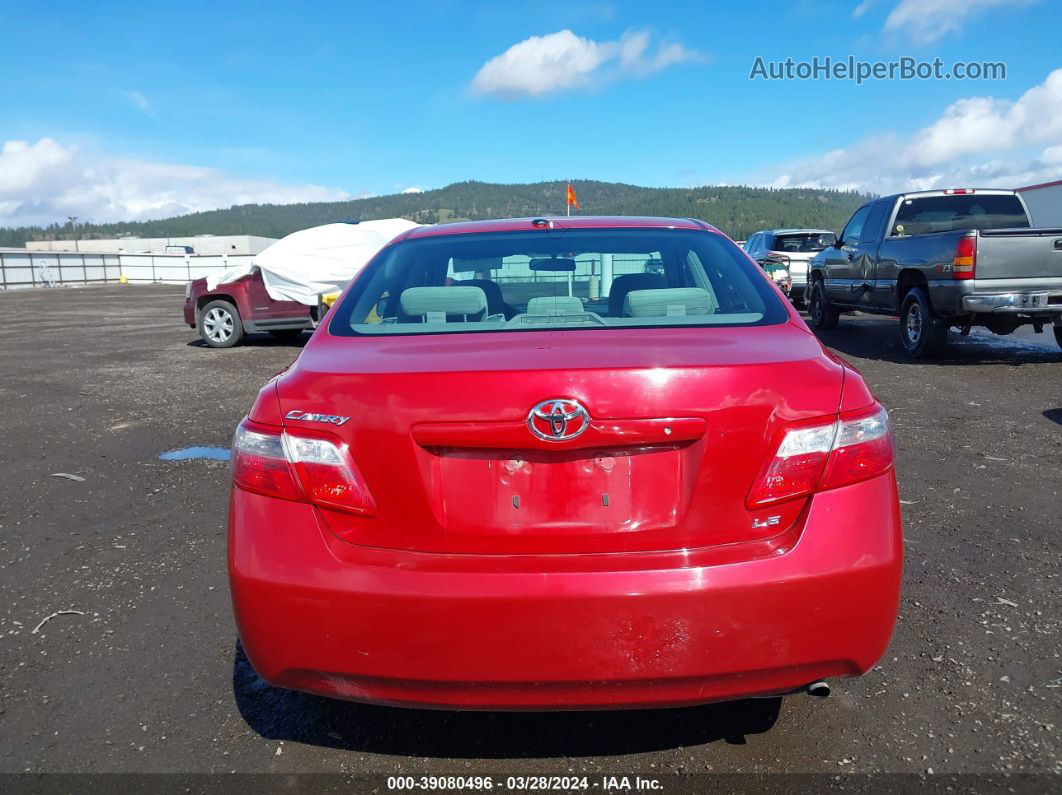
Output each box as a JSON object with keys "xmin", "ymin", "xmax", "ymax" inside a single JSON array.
[
  {"xmin": 935, "ymin": 277, "xmax": 1062, "ymax": 317},
  {"xmin": 229, "ymin": 474, "xmax": 903, "ymax": 710},
  {"xmin": 960, "ymin": 292, "xmax": 1062, "ymax": 314}
]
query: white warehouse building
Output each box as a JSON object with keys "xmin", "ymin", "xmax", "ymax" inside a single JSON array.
[
  {"xmin": 1016, "ymin": 179, "xmax": 1062, "ymax": 227},
  {"xmin": 26, "ymin": 234, "xmax": 277, "ymax": 256}
]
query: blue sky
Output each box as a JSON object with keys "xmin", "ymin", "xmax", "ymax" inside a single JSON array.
[{"xmin": 1, "ymin": 0, "xmax": 1059, "ymax": 226}]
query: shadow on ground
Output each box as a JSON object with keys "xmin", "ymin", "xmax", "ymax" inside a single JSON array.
[
  {"xmin": 185, "ymin": 332, "xmax": 309, "ymax": 349},
  {"xmin": 811, "ymin": 313, "xmax": 1061, "ymax": 367},
  {"xmin": 232, "ymin": 644, "xmax": 781, "ymax": 758}
]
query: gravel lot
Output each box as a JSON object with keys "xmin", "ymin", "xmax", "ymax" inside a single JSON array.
[{"xmin": 1, "ymin": 285, "xmax": 1059, "ymax": 782}]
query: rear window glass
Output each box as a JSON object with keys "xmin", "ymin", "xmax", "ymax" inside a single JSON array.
[
  {"xmin": 893, "ymin": 194, "xmax": 1030, "ymax": 235},
  {"xmin": 330, "ymin": 228, "xmax": 787, "ymax": 336},
  {"xmin": 771, "ymin": 233, "xmax": 835, "ymax": 253}
]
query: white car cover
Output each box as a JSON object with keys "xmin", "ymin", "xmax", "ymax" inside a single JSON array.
[{"xmin": 205, "ymin": 219, "xmax": 420, "ymax": 305}]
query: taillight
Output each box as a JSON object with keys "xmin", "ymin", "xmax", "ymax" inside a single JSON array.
[
  {"xmin": 747, "ymin": 404, "xmax": 894, "ymax": 508},
  {"xmin": 819, "ymin": 407, "xmax": 894, "ymax": 491},
  {"xmin": 952, "ymin": 234, "xmax": 976, "ymax": 280},
  {"xmin": 283, "ymin": 434, "xmax": 376, "ymax": 515},
  {"xmin": 943, "ymin": 188, "xmax": 974, "ymax": 195},
  {"xmin": 231, "ymin": 420, "xmax": 376, "ymax": 515},
  {"xmin": 231, "ymin": 424, "xmax": 303, "ymax": 501}
]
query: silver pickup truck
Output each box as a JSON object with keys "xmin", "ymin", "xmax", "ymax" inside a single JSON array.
[{"xmin": 806, "ymin": 189, "xmax": 1062, "ymax": 357}]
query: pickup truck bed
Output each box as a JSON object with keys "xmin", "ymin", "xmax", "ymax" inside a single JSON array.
[{"xmin": 807, "ymin": 189, "xmax": 1062, "ymax": 358}]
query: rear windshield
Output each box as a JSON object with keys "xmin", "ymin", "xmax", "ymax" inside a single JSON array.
[
  {"xmin": 893, "ymin": 194, "xmax": 1030, "ymax": 235},
  {"xmin": 771, "ymin": 233, "xmax": 835, "ymax": 253},
  {"xmin": 330, "ymin": 228, "xmax": 788, "ymax": 336}
]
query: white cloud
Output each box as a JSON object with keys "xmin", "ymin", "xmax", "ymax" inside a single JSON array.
[
  {"xmin": 884, "ymin": 0, "xmax": 1034, "ymax": 44},
  {"xmin": 123, "ymin": 90, "xmax": 156, "ymax": 119},
  {"xmin": 401, "ymin": 185, "xmax": 425, "ymax": 194},
  {"xmin": 768, "ymin": 69, "xmax": 1062, "ymax": 193},
  {"xmin": 0, "ymin": 138, "xmax": 350, "ymax": 227},
  {"xmin": 1041, "ymin": 144, "xmax": 1062, "ymax": 164},
  {"xmin": 470, "ymin": 29, "xmax": 701, "ymax": 98},
  {"xmin": 852, "ymin": 0, "xmax": 874, "ymax": 18}
]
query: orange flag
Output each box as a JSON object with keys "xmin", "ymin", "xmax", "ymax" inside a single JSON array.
[{"xmin": 566, "ymin": 183, "xmax": 580, "ymax": 209}]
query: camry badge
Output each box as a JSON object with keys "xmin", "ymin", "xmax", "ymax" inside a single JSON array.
[
  {"xmin": 285, "ymin": 409, "xmax": 351, "ymax": 426},
  {"xmin": 527, "ymin": 399, "xmax": 591, "ymax": 441}
]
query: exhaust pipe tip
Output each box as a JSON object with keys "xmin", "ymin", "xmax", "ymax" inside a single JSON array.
[{"xmin": 806, "ymin": 680, "xmax": 831, "ymax": 699}]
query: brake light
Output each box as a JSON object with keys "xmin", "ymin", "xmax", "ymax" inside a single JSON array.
[
  {"xmin": 231, "ymin": 425, "xmax": 303, "ymax": 500},
  {"xmin": 231, "ymin": 421, "xmax": 376, "ymax": 515},
  {"xmin": 953, "ymin": 234, "xmax": 976, "ymax": 279},
  {"xmin": 819, "ymin": 407, "xmax": 894, "ymax": 491},
  {"xmin": 747, "ymin": 405, "xmax": 894, "ymax": 508},
  {"xmin": 284, "ymin": 434, "xmax": 376, "ymax": 515},
  {"xmin": 943, "ymin": 188, "xmax": 974, "ymax": 194}
]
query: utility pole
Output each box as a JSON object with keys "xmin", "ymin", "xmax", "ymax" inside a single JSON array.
[{"xmin": 68, "ymin": 216, "xmax": 79, "ymax": 252}]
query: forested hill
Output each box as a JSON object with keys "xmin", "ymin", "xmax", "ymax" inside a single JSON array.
[{"xmin": 0, "ymin": 180, "xmax": 874, "ymax": 246}]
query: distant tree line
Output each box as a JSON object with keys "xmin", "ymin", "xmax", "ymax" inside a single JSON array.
[{"xmin": 0, "ymin": 180, "xmax": 875, "ymax": 247}]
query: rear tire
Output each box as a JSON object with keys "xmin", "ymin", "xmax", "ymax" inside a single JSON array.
[
  {"xmin": 198, "ymin": 300, "xmax": 244, "ymax": 348},
  {"xmin": 268, "ymin": 329, "xmax": 304, "ymax": 342},
  {"xmin": 899, "ymin": 287, "xmax": 948, "ymax": 359},
  {"xmin": 807, "ymin": 279, "xmax": 839, "ymax": 330}
]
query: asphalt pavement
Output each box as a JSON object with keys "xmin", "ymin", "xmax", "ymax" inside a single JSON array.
[{"xmin": 0, "ymin": 285, "xmax": 1059, "ymax": 783}]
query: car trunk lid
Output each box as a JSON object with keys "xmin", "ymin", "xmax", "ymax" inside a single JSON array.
[{"xmin": 276, "ymin": 324, "xmax": 844, "ymax": 555}]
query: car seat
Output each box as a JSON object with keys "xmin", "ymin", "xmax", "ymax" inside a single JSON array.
[{"xmin": 607, "ymin": 273, "xmax": 666, "ymax": 317}]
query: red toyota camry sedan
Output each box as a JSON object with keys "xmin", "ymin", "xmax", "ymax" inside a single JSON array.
[{"xmin": 228, "ymin": 216, "xmax": 902, "ymax": 710}]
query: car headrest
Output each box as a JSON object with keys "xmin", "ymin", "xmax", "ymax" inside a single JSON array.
[
  {"xmin": 607, "ymin": 273, "xmax": 666, "ymax": 316},
  {"xmin": 456, "ymin": 279, "xmax": 502, "ymax": 299},
  {"xmin": 526, "ymin": 296, "xmax": 584, "ymax": 315},
  {"xmin": 623, "ymin": 287, "xmax": 715, "ymax": 318},
  {"xmin": 400, "ymin": 286, "xmax": 488, "ymax": 320}
]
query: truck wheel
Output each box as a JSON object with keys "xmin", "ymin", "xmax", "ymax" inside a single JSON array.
[
  {"xmin": 198, "ymin": 300, "xmax": 244, "ymax": 348},
  {"xmin": 807, "ymin": 280, "xmax": 839, "ymax": 330},
  {"xmin": 899, "ymin": 288, "xmax": 948, "ymax": 358}
]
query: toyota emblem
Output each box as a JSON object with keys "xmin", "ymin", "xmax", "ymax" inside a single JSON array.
[{"xmin": 527, "ymin": 399, "xmax": 591, "ymax": 441}]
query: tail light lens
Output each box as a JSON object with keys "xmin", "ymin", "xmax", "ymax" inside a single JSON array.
[
  {"xmin": 952, "ymin": 234, "xmax": 976, "ymax": 279},
  {"xmin": 819, "ymin": 407, "xmax": 894, "ymax": 491},
  {"xmin": 231, "ymin": 425, "xmax": 303, "ymax": 501},
  {"xmin": 747, "ymin": 404, "xmax": 894, "ymax": 508},
  {"xmin": 283, "ymin": 434, "xmax": 376, "ymax": 515},
  {"xmin": 231, "ymin": 421, "xmax": 376, "ymax": 515}
]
